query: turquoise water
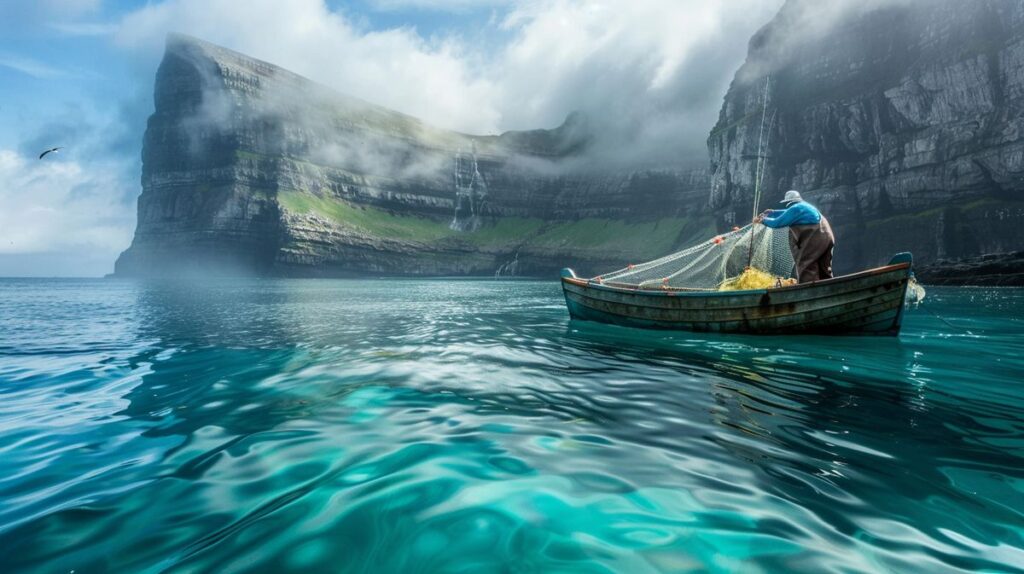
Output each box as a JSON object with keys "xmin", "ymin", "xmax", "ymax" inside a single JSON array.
[{"xmin": 0, "ymin": 279, "xmax": 1021, "ymax": 573}]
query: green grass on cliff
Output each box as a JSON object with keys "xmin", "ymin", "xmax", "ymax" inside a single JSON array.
[
  {"xmin": 460, "ymin": 218, "xmax": 546, "ymax": 247},
  {"xmin": 529, "ymin": 217, "xmax": 716, "ymax": 260},
  {"xmin": 864, "ymin": 198, "xmax": 1024, "ymax": 230},
  {"xmin": 278, "ymin": 190, "xmax": 713, "ymax": 258},
  {"xmin": 279, "ymin": 190, "xmax": 546, "ymax": 247},
  {"xmin": 279, "ymin": 191, "xmax": 457, "ymax": 242}
]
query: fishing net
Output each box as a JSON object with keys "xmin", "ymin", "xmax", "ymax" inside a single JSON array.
[
  {"xmin": 593, "ymin": 224, "xmax": 796, "ymax": 291},
  {"xmin": 590, "ymin": 75, "xmax": 797, "ymax": 292}
]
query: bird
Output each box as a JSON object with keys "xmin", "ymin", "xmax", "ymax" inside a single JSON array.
[{"xmin": 38, "ymin": 147, "xmax": 62, "ymax": 159}]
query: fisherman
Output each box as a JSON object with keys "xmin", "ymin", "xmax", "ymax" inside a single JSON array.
[{"xmin": 755, "ymin": 190, "xmax": 835, "ymax": 283}]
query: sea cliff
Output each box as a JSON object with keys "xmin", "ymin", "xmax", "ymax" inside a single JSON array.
[
  {"xmin": 117, "ymin": 0, "xmax": 1024, "ymax": 279},
  {"xmin": 114, "ymin": 35, "xmax": 712, "ymax": 278},
  {"xmin": 708, "ymin": 0, "xmax": 1024, "ymax": 274}
]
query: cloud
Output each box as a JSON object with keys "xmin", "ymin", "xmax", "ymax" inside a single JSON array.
[
  {"xmin": 0, "ymin": 150, "xmax": 135, "ymax": 276},
  {"xmin": 41, "ymin": 0, "xmax": 102, "ymax": 12},
  {"xmin": 494, "ymin": 0, "xmax": 784, "ymax": 165},
  {"xmin": 48, "ymin": 21, "xmax": 118, "ymax": 37},
  {"xmin": 115, "ymin": 0, "xmax": 502, "ymax": 135},
  {"xmin": 17, "ymin": 108, "xmax": 95, "ymax": 158},
  {"xmin": 0, "ymin": 0, "xmax": 103, "ymax": 38},
  {"xmin": 737, "ymin": 0, "xmax": 913, "ymax": 82},
  {"xmin": 0, "ymin": 54, "xmax": 70, "ymax": 79},
  {"xmin": 113, "ymin": 0, "xmax": 783, "ymax": 166},
  {"xmin": 0, "ymin": 102, "xmax": 141, "ymax": 276},
  {"xmin": 1, "ymin": 0, "xmax": 793, "ymax": 275},
  {"xmin": 367, "ymin": 0, "xmax": 513, "ymax": 12}
]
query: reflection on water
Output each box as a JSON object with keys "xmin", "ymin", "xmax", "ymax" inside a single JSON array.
[{"xmin": 0, "ymin": 279, "xmax": 1021, "ymax": 573}]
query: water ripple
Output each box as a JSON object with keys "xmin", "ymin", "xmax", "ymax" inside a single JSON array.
[{"xmin": 0, "ymin": 279, "xmax": 1021, "ymax": 573}]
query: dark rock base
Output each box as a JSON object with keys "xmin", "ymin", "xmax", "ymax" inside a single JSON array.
[{"xmin": 916, "ymin": 252, "xmax": 1024, "ymax": 286}]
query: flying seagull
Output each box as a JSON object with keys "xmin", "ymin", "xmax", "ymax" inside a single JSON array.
[{"xmin": 38, "ymin": 147, "xmax": 62, "ymax": 159}]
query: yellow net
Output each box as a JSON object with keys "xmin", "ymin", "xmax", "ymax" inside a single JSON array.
[{"xmin": 717, "ymin": 267, "xmax": 796, "ymax": 291}]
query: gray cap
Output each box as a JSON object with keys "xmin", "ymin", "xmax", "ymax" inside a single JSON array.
[{"xmin": 782, "ymin": 190, "xmax": 803, "ymax": 204}]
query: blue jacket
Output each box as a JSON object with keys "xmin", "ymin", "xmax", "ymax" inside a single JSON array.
[{"xmin": 761, "ymin": 201, "xmax": 822, "ymax": 228}]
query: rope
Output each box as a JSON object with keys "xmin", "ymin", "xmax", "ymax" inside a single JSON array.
[
  {"xmin": 751, "ymin": 75, "xmax": 772, "ymax": 222},
  {"xmin": 917, "ymin": 299, "xmax": 975, "ymax": 336},
  {"xmin": 748, "ymin": 75, "xmax": 773, "ymax": 267}
]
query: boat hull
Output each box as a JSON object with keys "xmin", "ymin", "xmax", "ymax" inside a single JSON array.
[{"xmin": 561, "ymin": 255, "xmax": 913, "ymax": 336}]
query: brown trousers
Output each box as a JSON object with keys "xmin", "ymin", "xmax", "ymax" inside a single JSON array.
[{"xmin": 789, "ymin": 216, "xmax": 835, "ymax": 283}]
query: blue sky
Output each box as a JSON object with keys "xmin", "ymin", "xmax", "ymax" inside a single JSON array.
[{"xmin": 0, "ymin": 0, "xmax": 782, "ymax": 276}]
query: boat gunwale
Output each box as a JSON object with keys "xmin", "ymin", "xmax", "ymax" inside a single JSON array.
[
  {"xmin": 564, "ymin": 275, "xmax": 908, "ymax": 317},
  {"xmin": 561, "ymin": 262, "xmax": 912, "ymax": 299},
  {"xmin": 564, "ymin": 281, "xmax": 907, "ymax": 327}
]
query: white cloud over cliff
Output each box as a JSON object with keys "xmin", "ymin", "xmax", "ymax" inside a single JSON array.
[
  {"xmin": 114, "ymin": 0, "xmax": 783, "ymax": 159},
  {"xmin": 2, "ymin": 0, "xmax": 797, "ymax": 275},
  {"xmin": 115, "ymin": 0, "xmax": 504, "ymax": 134}
]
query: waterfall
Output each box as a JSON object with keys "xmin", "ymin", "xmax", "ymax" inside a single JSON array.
[
  {"xmin": 494, "ymin": 247, "xmax": 522, "ymax": 278},
  {"xmin": 450, "ymin": 144, "xmax": 487, "ymax": 232}
]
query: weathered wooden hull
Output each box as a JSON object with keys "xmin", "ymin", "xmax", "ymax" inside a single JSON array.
[{"xmin": 560, "ymin": 255, "xmax": 914, "ymax": 336}]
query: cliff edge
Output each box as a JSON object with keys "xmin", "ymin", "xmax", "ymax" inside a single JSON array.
[
  {"xmin": 114, "ymin": 35, "xmax": 712, "ymax": 278},
  {"xmin": 708, "ymin": 0, "xmax": 1024, "ymax": 274}
]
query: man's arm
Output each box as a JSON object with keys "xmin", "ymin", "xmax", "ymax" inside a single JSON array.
[
  {"xmin": 753, "ymin": 209, "xmax": 784, "ymax": 224},
  {"xmin": 761, "ymin": 206, "xmax": 802, "ymax": 228}
]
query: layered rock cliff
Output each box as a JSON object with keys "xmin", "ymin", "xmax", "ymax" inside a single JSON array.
[
  {"xmin": 708, "ymin": 0, "xmax": 1024, "ymax": 274},
  {"xmin": 114, "ymin": 35, "xmax": 712, "ymax": 278},
  {"xmin": 119, "ymin": 2, "xmax": 1024, "ymax": 281}
]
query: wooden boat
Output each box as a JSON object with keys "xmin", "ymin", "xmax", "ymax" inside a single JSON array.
[{"xmin": 560, "ymin": 253, "xmax": 914, "ymax": 336}]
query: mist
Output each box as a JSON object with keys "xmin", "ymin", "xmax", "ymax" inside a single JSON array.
[
  {"xmin": 735, "ymin": 0, "xmax": 915, "ymax": 82},
  {"xmin": 117, "ymin": 0, "xmax": 787, "ymax": 169},
  {"xmin": 3, "ymin": 0, "xmax": 923, "ymax": 276}
]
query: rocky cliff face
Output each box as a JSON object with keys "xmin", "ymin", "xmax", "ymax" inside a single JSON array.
[
  {"xmin": 708, "ymin": 0, "xmax": 1024, "ymax": 273},
  {"xmin": 121, "ymin": 4, "xmax": 1024, "ymax": 280},
  {"xmin": 115, "ymin": 35, "xmax": 712, "ymax": 278}
]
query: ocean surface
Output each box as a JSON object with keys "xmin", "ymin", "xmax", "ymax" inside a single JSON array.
[{"xmin": 0, "ymin": 278, "xmax": 1021, "ymax": 573}]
